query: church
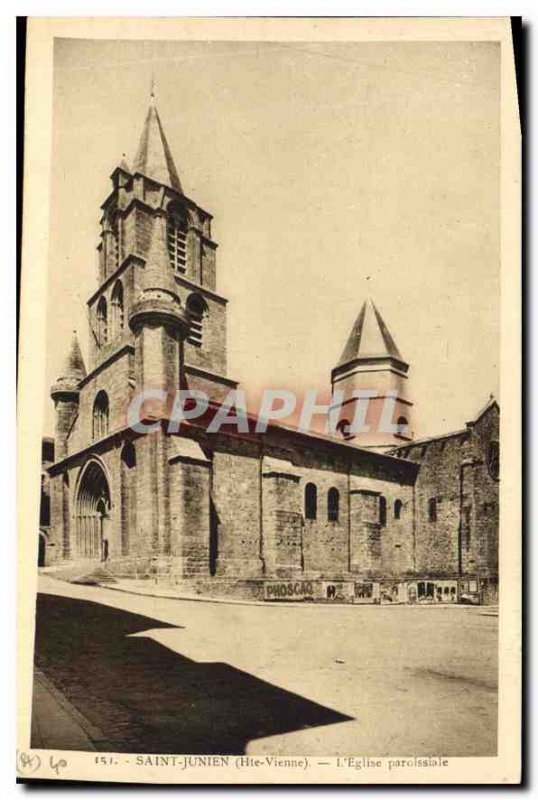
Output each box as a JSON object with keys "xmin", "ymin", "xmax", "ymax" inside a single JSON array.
[{"xmin": 42, "ymin": 93, "xmax": 500, "ymax": 605}]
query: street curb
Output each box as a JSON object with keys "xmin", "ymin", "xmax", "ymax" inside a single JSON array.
[
  {"xmin": 40, "ymin": 573, "xmax": 498, "ymax": 613},
  {"xmin": 85, "ymin": 580, "xmax": 499, "ymax": 613},
  {"xmin": 34, "ymin": 669, "xmax": 112, "ymax": 751}
]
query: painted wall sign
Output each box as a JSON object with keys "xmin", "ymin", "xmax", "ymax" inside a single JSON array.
[{"xmin": 263, "ymin": 580, "xmax": 315, "ymax": 601}]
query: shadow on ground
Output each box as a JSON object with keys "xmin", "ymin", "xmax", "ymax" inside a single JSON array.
[{"xmin": 32, "ymin": 593, "xmax": 352, "ymax": 754}]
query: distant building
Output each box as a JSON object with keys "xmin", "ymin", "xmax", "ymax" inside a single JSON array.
[
  {"xmin": 39, "ymin": 437, "xmax": 54, "ymax": 566},
  {"xmin": 42, "ymin": 93, "xmax": 499, "ymax": 604}
]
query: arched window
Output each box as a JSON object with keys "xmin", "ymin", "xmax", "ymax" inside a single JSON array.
[
  {"xmin": 104, "ymin": 208, "xmax": 121, "ymax": 274},
  {"xmin": 111, "ymin": 280, "xmax": 124, "ymax": 338},
  {"xmin": 305, "ymin": 483, "xmax": 317, "ymax": 520},
  {"xmin": 92, "ymin": 391, "xmax": 109, "ymax": 440},
  {"xmin": 428, "ymin": 497, "xmax": 437, "ymax": 522},
  {"xmin": 396, "ymin": 415, "xmax": 409, "ymax": 435},
  {"xmin": 187, "ymin": 293, "xmax": 208, "ymax": 347},
  {"xmin": 394, "ymin": 499, "xmax": 403, "ymax": 520},
  {"xmin": 327, "ymin": 487, "xmax": 339, "ymax": 522},
  {"xmin": 379, "ymin": 496, "xmax": 387, "ymax": 527},
  {"xmin": 96, "ymin": 296, "xmax": 108, "ymax": 347},
  {"xmin": 167, "ymin": 203, "xmax": 188, "ymax": 273},
  {"xmin": 336, "ymin": 418, "xmax": 352, "ymax": 439}
]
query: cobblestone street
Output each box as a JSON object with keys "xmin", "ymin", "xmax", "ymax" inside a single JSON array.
[{"xmin": 31, "ymin": 576, "xmax": 497, "ymax": 757}]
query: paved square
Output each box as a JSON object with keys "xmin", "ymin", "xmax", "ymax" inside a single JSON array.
[{"xmin": 32, "ymin": 576, "xmax": 497, "ymax": 756}]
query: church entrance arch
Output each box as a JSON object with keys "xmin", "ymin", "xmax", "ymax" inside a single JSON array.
[{"xmin": 75, "ymin": 460, "xmax": 111, "ymax": 560}]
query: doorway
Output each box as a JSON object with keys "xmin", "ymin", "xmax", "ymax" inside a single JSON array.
[
  {"xmin": 75, "ymin": 460, "xmax": 111, "ymax": 560},
  {"xmin": 38, "ymin": 532, "xmax": 46, "ymax": 567}
]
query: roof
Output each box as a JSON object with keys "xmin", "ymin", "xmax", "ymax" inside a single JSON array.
[
  {"xmin": 337, "ymin": 298, "xmax": 404, "ymax": 368},
  {"xmin": 466, "ymin": 395, "xmax": 499, "ymax": 427},
  {"xmin": 59, "ymin": 330, "xmax": 86, "ymax": 382},
  {"xmin": 389, "ymin": 395, "xmax": 499, "ymax": 454},
  {"xmin": 133, "ymin": 94, "xmax": 183, "ymax": 193}
]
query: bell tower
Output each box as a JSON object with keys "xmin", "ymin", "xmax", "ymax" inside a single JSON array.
[
  {"xmin": 87, "ymin": 86, "xmax": 236, "ymax": 410},
  {"xmin": 331, "ymin": 298, "xmax": 414, "ymax": 451}
]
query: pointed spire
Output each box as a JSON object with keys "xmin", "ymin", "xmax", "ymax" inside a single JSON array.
[
  {"xmin": 119, "ymin": 153, "xmax": 130, "ymax": 173},
  {"xmin": 61, "ymin": 330, "xmax": 86, "ymax": 381},
  {"xmin": 51, "ymin": 330, "xmax": 86, "ymax": 399},
  {"xmin": 133, "ymin": 88, "xmax": 183, "ymax": 193},
  {"xmin": 338, "ymin": 298, "xmax": 403, "ymax": 367}
]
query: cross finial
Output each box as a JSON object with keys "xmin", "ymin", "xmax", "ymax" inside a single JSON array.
[{"xmin": 150, "ymin": 74, "xmax": 156, "ymax": 101}]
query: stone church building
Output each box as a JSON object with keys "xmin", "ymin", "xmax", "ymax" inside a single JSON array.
[{"xmin": 42, "ymin": 94, "xmax": 500, "ymax": 604}]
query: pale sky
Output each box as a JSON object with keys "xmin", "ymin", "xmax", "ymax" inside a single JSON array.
[{"xmin": 45, "ymin": 38, "xmax": 500, "ymax": 438}]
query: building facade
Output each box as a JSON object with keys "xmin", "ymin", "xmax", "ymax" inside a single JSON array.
[{"xmin": 42, "ymin": 95, "xmax": 500, "ymax": 604}]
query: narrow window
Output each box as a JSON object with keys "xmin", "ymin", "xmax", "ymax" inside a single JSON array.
[
  {"xmin": 111, "ymin": 280, "xmax": 124, "ymax": 338},
  {"xmin": 186, "ymin": 293, "xmax": 208, "ymax": 347},
  {"xmin": 327, "ymin": 487, "xmax": 339, "ymax": 522},
  {"xmin": 379, "ymin": 496, "xmax": 387, "ymax": 527},
  {"xmin": 92, "ymin": 391, "xmax": 109, "ymax": 440},
  {"xmin": 487, "ymin": 441, "xmax": 500, "ymax": 480},
  {"xmin": 111, "ymin": 212, "xmax": 121, "ymax": 270},
  {"xmin": 305, "ymin": 483, "xmax": 317, "ymax": 520},
  {"xmin": 105, "ymin": 208, "xmax": 121, "ymax": 274},
  {"xmin": 167, "ymin": 204, "xmax": 188, "ymax": 273},
  {"xmin": 96, "ymin": 296, "xmax": 108, "ymax": 347},
  {"xmin": 396, "ymin": 415, "xmax": 408, "ymax": 435},
  {"xmin": 394, "ymin": 499, "xmax": 403, "ymax": 520},
  {"xmin": 428, "ymin": 497, "xmax": 437, "ymax": 522}
]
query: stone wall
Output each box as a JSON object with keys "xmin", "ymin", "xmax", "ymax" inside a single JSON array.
[
  {"xmin": 211, "ymin": 445, "xmax": 264, "ymax": 579},
  {"xmin": 395, "ymin": 402, "xmax": 499, "ymax": 583},
  {"xmin": 69, "ymin": 349, "xmax": 135, "ymax": 455}
]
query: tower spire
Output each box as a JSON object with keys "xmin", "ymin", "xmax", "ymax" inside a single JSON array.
[
  {"xmin": 331, "ymin": 297, "xmax": 413, "ymax": 451},
  {"xmin": 52, "ymin": 329, "xmax": 86, "ymax": 393},
  {"xmin": 133, "ymin": 89, "xmax": 183, "ymax": 193},
  {"xmin": 50, "ymin": 330, "xmax": 86, "ymax": 460},
  {"xmin": 337, "ymin": 298, "xmax": 403, "ymax": 368}
]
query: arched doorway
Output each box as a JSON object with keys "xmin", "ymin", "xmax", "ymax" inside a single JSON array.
[
  {"xmin": 75, "ymin": 460, "xmax": 111, "ymax": 560},
  {"xmin": 38, "ymin": 531, "xmax": 47, "ymax": 567}
]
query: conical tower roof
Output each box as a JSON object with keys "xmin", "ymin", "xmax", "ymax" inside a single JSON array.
[
  {"xmin": 61, "ymin": 330, "xmax": 86, "ymax": 381},
  {"xmin": 133, "ymin": 92, "xmax": 183, "ymax": 193},
  {"xmin": 337, "ymin": 298, "xmax": 403, "ymax": 367},
  {"xmin": 50, "ymin": 330, "xmax": 86, "ymax": 398}
]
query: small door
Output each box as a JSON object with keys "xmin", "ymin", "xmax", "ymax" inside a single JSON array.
[{"xmin": 38, "ymin": 533, "xmax": 46, "ymax": 567}]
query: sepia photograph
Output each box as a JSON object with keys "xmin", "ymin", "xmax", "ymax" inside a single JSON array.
[{"xmin": 17, "ymin": 16, "xmax": 521, "ymax": 785}]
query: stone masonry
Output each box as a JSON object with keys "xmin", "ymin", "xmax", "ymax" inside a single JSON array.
[{"xmin": 43, "ymin": 92, "xmax": 500, "ymax": 604}]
